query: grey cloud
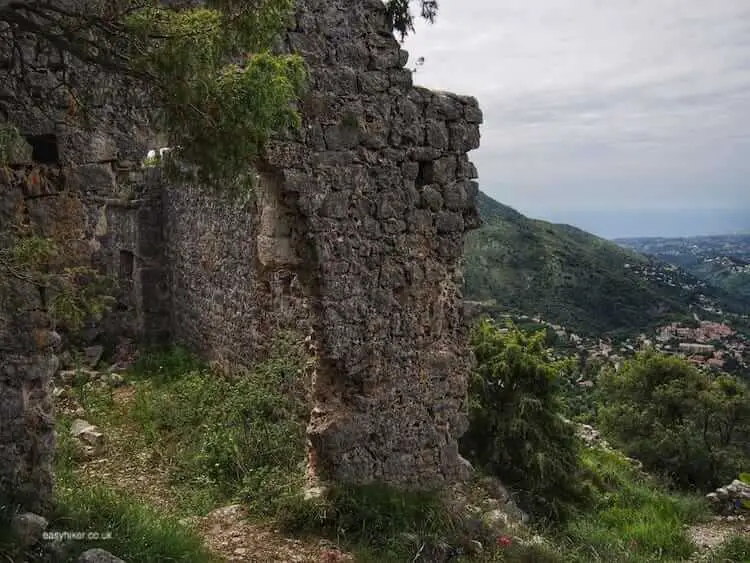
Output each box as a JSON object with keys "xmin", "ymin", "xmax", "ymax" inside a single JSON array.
[{"xmin": 403, "ymin": 0, "xmax": 750, "ymax": 234}]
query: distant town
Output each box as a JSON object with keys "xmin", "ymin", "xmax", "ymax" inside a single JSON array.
[{"xmin": 500, "ymin": 312, "xmax": 749, "ymax": 381}]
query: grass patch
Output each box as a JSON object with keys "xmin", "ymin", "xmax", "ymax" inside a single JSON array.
[
  {"xmin": 126, "ymin": 338, "xmax": 311, "ymax": 515},
  {"xmin": 1, "ymin": 465, "xmax": 213, "ymax": 563},
  {"xmin": 277, "ymin": 483, "xmax": 463, "ymax": 561},
  {"xmin": 558, "ymin": 447, "xmax": 711, "ymax": 562},
  {"xmin": 45, "ymin": 482, "xmax": 217, "ymax": 562},
  {"xmin": 128, "ymin": 344, "xmax": 206, "ymax": 382},
  {"xmin": 708, "ymin": 535, "xmax": 750, "ymax": 562}
]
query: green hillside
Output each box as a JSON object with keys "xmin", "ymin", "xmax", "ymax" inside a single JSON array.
[{"xmin": 464, "ymin": 193, "xmax": 727, "ymax": 336}]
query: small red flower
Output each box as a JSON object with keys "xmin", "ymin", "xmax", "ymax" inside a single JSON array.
[{"xmin": 496, "ymin": 535, "xmax": 513, "ymax": 547}]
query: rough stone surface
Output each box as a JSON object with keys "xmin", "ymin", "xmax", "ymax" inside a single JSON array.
[
  {"xmin": 77, "ymin": 549, "xmax": 127, "ymax": 563},
  {"xmin": 11, "ymin": 512, "xmax": 49, "ymax": 547},
  {"xmin": 262, "ymin": 0, "xmax": 482, "ymax": 488},
  {"xmin": 0, "ymin": 167, "xmax": 58, "ymax": 514},
  {"xmin": 164, "ymin": 173, "xmax": 309, "ymax": 366},
  {"xmin": 707, "ymin": 479, "xmax": 750, "ymax": 515}
]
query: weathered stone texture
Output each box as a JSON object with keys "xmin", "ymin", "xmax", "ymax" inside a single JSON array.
[
  {"xmin": 151, "ymin": 0, "xmax": 482, "ymax": 489},
  {"xmin": 164, "ymin": 175, "xmax": 310, "ymax": 366},
  {"xmin": 0, "ymin": 171, "xmax": 57, "ymax": 514},
  {"xmin": 0, "ymin": 162, "xmax": 168, "ymax": 513},
  {"xmin": 262, "ymin": 0, "xmax": 482, "ymax": 488}
]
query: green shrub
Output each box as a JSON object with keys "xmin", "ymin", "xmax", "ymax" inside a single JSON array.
[
  {"xmin": 461, "ymin": 319, "xmax": 589, "ymax": 524},
  {"xmin": 597, "ymin": 351, "xmax": 750, "ymax": 490}
]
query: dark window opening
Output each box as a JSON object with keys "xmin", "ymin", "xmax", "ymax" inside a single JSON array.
[
  {"xmin": 416, "ymin": 161, "xmax": 431, "ymax": 188},
  {"xmin": 24, "ymin": 134, "xmax": 59, "ymax": 164},
  {"xmin": 119, "ymin": 250, "xmax": 135, "ymax": 281}
]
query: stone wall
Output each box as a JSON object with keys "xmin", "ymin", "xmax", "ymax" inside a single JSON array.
[
  {"xmin": 164, "ymin": 174, "xmax": 310, "ymax": 366},
  {"xmin": 0, "ymin": 156, "xmax": 168, "ymax": 514},
  {"xmin": 89, "ymin": 173, "xmax": 171, "ymax": 346},
  {"xmin": 274, "ymin": 0, "xmax": 481, "ymax": 489},
  {"xmin": 1, "ymin": 166, "xmax": 65, "ymax": 514},
  {"xmin": 1, "ymin": 0, "xmax": 484, "ymax": 498}
]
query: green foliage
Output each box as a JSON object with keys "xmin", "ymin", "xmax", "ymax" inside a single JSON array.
[
  {"xmin": 279, "ymin": 484, "xmax": 459, "ymax": 561},
  {"xmin": 386, "ymin": 0, "xmax": 439, "ymax": 39},
  {"xmin": 0, "ymin": 235, "xmax": 115, "ymax": 331},
  {"xmin": 42, "ymin": 336, "xmax": 725, "ymax": 563},
  {"xmin": 707, "ymin": 535, "xmax": 750, "ymax": 562},
  {"xmin": 2, "ymin": 1, "xmax": 306, "ymax": 186},
  {"xmin": 0, "ymin": 123, "xmax": 30, "ymax": 165},
  {"xmin": 597, "ymin": 351, "xmax": 750, "ymax": 490},
  {"xmin": 462, "ymin": 319, "xmax": 588, "ymax": 523},
  {"xmin": 2, "ymin": 420, "xmax": 214, "ymax": 563},
  {"xmin": 47, "ymin": 483, "xmax": 216, "ymax": 562},
  {"xmin": 557, "ymin": 357, "xmax": 603, "ymax": 425},
  {"xmin": 122, "ymin": 1, "xmax": 307, "ymax": 184},
  {"xmin": 128, "ymin": 344, "xmax": 206, "ymax": 382}
]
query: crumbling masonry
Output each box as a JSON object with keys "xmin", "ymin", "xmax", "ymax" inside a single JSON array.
[{"xmin": 0, "ymin": 0, "xmax": 482, "ymax": 511}]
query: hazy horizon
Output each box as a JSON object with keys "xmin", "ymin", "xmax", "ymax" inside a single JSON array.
[
  {"xmin": 526, "ymin": 206, "xmax": 750, "ymax": 240},
  {"xmin": 481, "ymin": 190, "xmax": 749, "ymax": 239}
]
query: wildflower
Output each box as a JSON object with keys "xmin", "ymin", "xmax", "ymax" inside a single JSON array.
[{"xmin": 496, "ymin": 535, "xmax": 512, "ymax": 547}]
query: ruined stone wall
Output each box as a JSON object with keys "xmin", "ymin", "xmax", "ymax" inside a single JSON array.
[
  {"xmin": 0, "ymin": 166, "xmax": 68, "ymax": 514},
  {"xmin": 0, "ymin": 6, "xmax": 164, "ymax": 513},
  {"xmin": 164, "ymin": 0, "xmax": 483, "ymax": 488},
  {"xmin": 89, "ymin": 171, "xmax": 171, "ymax": 346},
  {"xmin": 274, "ymin": 0, "xmax": 482, "ymax": 489},
  {"xmin": 0, "ymin": 152, "xmax": 168, "ymax": 515},
  {"xmin": 1, "ymin": 0, "xmax": 484, "ymax": 497}
]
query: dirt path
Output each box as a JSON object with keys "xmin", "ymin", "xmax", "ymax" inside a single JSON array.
[
  {"xmin": 686, "ymin": 519, "xmax": 750, "ymax": 561},
  {"xmin": 62, "ymin": 386, "xmax": 352, "ymax": 563}
]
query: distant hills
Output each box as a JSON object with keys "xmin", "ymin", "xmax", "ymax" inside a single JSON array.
[
  {"xmin": 463, "ymin": 193, "xmax": 747, "ymax": 337},
  {"xmin": 616, "ymin": 235, "xmax": 750, "ymax": 302}
]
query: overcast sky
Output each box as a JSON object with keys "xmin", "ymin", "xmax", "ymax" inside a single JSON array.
[{"xmin": 403, "ymin": 0, "xmax": 750, "ymax": 238}]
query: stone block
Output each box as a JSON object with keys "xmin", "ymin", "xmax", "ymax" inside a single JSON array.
[
  {"xmin": 358, "ymin": 71, "xmax": 390, "ymax": 93},
  {"xmin": 65, "ymin": 164, "xmax": 116, "ymax": 194},
  {"xmin": 436, "ymin": 211, "xmax": 465, "ymax": 234}
]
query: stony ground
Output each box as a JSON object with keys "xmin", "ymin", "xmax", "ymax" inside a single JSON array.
[
  {"xmin": 687, "ymin": 518, "xmax": 750, "ymax": 561},
  {"xmin": 59, "ymin": 385, "xmax": 353, "ymax": 563}
]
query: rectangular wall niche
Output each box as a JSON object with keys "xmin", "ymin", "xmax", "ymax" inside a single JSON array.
[
  {"xmin": 24, "ymin": 134, "xmax": 59, "ymax": 164},
  {"xmin": 119, "ymin": 250, "xmax": 135, "ymax": 281}
]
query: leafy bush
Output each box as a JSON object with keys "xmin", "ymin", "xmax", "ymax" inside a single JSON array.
[
  {"xmin": 597, "ymin": 351, "xmax": 750, "ymax": 490},
  {"xmin": 461, "ymin": 319, "xmax": 588, "ymax": 523}
]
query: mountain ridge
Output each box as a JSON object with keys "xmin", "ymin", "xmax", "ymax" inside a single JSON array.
[{"xmin": 464, "ymin": 192, "xmax": 746, "ymax": 336}]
